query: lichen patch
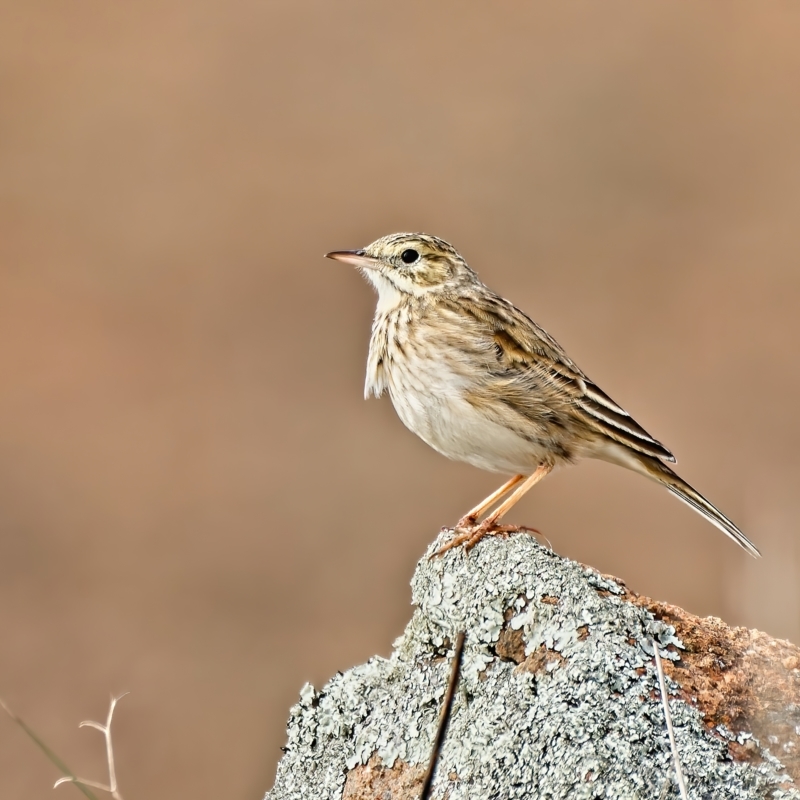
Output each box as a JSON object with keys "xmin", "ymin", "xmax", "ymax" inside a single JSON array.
[{"xmin": 623, "ymin": 591, "xmax": 800, "ymax": 780}]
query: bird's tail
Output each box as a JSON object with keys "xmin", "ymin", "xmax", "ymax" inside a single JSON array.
[
  {"xmin": 597, "ymin": 444, "xmax": 761, "ymax": 558},
  {"xmin": 642, "ymin": 454, "xmax": 760, "ymax": 557}
]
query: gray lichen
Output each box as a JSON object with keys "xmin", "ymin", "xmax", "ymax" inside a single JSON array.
[{"xmin": 266, "ymin": 532, "xmax": 800, "ymax": 799}]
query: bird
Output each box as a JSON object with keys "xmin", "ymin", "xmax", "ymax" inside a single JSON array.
[{"xmin": 326, "ymin": 233, "xmax": 760, "ymax": 558}]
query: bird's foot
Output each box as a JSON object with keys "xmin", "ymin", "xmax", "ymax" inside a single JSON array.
[
  {"xmin": 432, "ymin": 520, "xmax": 540, "ymax": 559},
  {"xmin": 454, "ymin": 512, "xmax": 478, "ymax": 530},
  {"xmin": 439, "ymin": 513, "xmax": 478, "ymax": 537}
]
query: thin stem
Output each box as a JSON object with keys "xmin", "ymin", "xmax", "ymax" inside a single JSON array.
[
  {"xmin": 103, "ymin": 694, "xmax": 124, "ymax": 796},
  {"xmin": 420, "ymin": 631, "xmax": 466, "ymax": 800},
  {"xmin": 1, "ymin": 697, "xmax": 99, "ymax": 800},
  {"xmin": 653, "ymin": 641, "xmax": 688, "ymax": 800}
]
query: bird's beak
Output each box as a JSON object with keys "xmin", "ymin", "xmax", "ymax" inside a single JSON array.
[{"xmin": 325, "ymin": 250, "xmax": 381, "ymax": 270}]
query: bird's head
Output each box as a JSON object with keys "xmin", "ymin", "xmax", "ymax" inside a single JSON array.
[{"xmin": 326, "ymin": 232, "xmax": 477, "ymax": 308}]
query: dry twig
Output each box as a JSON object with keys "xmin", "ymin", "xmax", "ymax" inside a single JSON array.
[
  {"xmin": 54, "ymin": 693, "xmax": 128, "ymax": 800},
  {"xmin": 420, "ymin": 631, "xmax": 466, "ymax": 800},
  {"xmin": 653, "ymin": 641, "xmax": 689, "ymax": 800}
]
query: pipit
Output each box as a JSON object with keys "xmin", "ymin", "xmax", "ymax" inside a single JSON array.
[{"xmin": 327, "ymin": 233, "xmax": 760, "ymax": 558}]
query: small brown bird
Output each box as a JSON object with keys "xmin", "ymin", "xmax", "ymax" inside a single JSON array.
[{"xmin": 327, "ymin": 233, "xmax": 760, "ymax": 558}]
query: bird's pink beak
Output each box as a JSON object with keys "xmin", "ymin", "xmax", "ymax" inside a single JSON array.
[{"xmin": 325, "ymin": 250, "xmax": 381, "ymax": 270}]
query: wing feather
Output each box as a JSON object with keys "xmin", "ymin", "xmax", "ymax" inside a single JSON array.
[{"xmin": 457, "ymin": 293, "xmax": 676, "ymax": 463}]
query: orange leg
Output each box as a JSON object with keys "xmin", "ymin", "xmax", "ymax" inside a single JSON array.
[
  {"xmin": 481, "ymin": 464, "xmax": 552, "ymax": 527},
  {"xmin": 434, "ymin": 464, "xmax": 553, "ymax": 557},
  {"xmin": 455, "ymin": 474, "xmax": 525, "ymax": 529}
]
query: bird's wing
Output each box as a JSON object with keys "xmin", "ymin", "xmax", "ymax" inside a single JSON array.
[{"xmin": 458, "ymin": 292, "xmax": 676, "ymax": 463}]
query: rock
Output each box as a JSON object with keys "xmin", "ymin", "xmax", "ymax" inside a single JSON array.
[{"xmin": 266, "ymin": 531, "xmax": 800, "ymax": 799}]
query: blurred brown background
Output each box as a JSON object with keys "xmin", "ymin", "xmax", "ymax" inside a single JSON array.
[{"xmin": 1, "ymin": 1, "xmax": 799, "ymax": 797}]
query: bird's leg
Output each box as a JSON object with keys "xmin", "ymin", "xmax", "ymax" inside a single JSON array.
[
  {"xmin": 454, "ymin": 474, "xmax": 525, "ymax": 529},
  {"xmin": 479, "ymin": 464, "xmax": 552, "ymax": 529},
  {"xmin": 434, "ymin": 464, "xmax": 552, "ymax": 557}
]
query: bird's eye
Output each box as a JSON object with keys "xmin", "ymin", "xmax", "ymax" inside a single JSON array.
[{"xmin": 401, "ymin": 249, "xmax": 419, "ymax": 264}]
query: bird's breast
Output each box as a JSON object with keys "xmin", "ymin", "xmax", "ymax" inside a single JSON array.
[{"xmin": 370, "ymin": 310, "xmax": 550, "ymax": 474}]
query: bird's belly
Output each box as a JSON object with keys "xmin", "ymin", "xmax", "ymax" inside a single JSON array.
[{"xmin": 387, "ymin": 365, "xmax": 547, "ymax": 475}]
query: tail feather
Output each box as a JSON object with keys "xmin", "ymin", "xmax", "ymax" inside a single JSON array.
[{"xmin": 596, "ymin": 444, "xmax": 761, "ymax": 558}]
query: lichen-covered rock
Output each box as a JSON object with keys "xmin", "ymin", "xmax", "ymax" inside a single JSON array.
[{"xmin": 266, "ymin": 532, "xmax": 800, "ymax": 800}]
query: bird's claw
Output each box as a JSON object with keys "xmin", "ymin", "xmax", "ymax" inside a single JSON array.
[{"xmin": 430, "ymin": 520, "xmax": 541, "ymax": 559}]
